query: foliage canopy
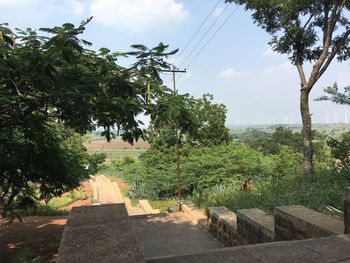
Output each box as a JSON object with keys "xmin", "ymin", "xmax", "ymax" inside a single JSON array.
[{"xmin": 0, "ymin": 18, "xmax": 176, "ymax": 218}]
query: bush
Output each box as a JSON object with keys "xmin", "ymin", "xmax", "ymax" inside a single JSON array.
[
  {"xmin": 105, "ymin": 142, "xmax": 280, "ymax": 200},
  {"xmin": 192, "ymin": 170, "xmax": 347, "ymax": 215}
]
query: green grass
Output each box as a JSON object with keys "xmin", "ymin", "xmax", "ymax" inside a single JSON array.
[
  {"xmin": 149, "ymin": 199, "xmax": 177, "ymax": 212},
  {"xmin": 192, "ymin": 171, "xmax": 348, "ymax": 217},
  {"xmin": 18, "ymin": 205, "xmax": 69, "ymax": 217},
  {"xmin": 48, "ymin": 188, "xmax": 85, "ymax": 209}
]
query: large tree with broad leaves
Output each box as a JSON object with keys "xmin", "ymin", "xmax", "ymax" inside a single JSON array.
[
  {"xmin": 0, "ymin": 18, "xmax": 176, "ymax": 218},
  {"xmin": 226, "ymin": 0, "xmax": 350, "ymax": 177}
]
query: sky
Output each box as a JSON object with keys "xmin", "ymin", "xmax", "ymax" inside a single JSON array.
[{"xmin": 1, "ymin": 0, "xmax": 350, "ymax": 126}]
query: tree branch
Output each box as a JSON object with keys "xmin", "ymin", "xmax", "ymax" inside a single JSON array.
[
  {"xmin": 296, "ymin": 62, "xmax": 307, "ymax": 88},
  {"xmin": 309, "ymin": 1, "xmax": 344, "ymax": 86},
  {"xmin": 302, "ymin": 14, "xmax": 314, "ymax": 31},
  {"xmin": 10, "ymin": 79, "xmax": 22, "ymax": 96},
  {"xmin": 317, "ymin": 29, "xmax": 350, "ymax": 81}
]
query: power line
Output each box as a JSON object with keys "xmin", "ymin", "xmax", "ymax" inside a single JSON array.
[
  {"xmin": 177, "ymin": 4, "xmax": 230, "ymax": 69},
  {"xmin": 179, "ymin": 5, "xmax": 239, "ymax": 81},
  {"xmin": 174, "ymin": 0, "xmax": 223, "ymax": 65}
]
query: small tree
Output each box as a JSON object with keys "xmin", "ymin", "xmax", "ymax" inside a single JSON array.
[
  {"xmin": 226, "ymin": 0, "xmax": 350, "ymax": 177},
  {"xmin": 149, "ymin": 94, "xmax": 230, "ymax": 148}
]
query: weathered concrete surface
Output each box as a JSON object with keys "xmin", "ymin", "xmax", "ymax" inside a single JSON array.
[
  {"xmin": 131, "ymin": 212, "xmax": 223, "ymax": 259},
  {"xmin": 57, "ymin": 204, "xmax": 144, "ymax": 263},
  {"xmin": 275, "ymin": 205, "xmax": 344, "ymax": 240},
  {"xmin": 147, "ymin": 234, "xmax": 350, "ymax": 263},
  {"xmin": 65, "ymin": 203, "xmax": 128, "ymax": 227},
  {"xmin": 181, "ymin": 200, "xmax": 207, "ymax": 230},
  {"xmin": 237, "ymin": 208, "xmax": 275, "ymax": 244},
  {"xmin": 206, "ymin": 206, "xmax": 241, "ymax": 246},
  {"xmin": 90, "ymin": 175, "xmax": 123, "ymax": 204},
  {"xmin": 345, "ymin": 187, "xmax": 350, "ymax": 234}
]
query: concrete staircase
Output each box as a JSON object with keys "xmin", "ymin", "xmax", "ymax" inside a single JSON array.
[
  {"xmin": 57, "ymin": 186, "xmax": 350, "ymax": 262},
  {"xmin": 89, "ymin": 175, "xmax": 160, "ymax": 216}
]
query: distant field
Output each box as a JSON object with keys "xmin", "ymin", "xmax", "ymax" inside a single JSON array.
[{"xmin": 86, "ymin": 138, "xmax": 150, "ymax": 162}]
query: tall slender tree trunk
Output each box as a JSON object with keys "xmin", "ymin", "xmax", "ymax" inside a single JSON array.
[{"xmin": 300, "ymin": 88, "xmax": 313, "ymax": 177}]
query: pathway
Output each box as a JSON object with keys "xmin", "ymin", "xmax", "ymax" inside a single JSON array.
[
  {"xmin": 90, "ymin": 175, "xmax": 224, "ymax": 259},
  {"xmin": 89, "ymin": 175, "xmax": 145, "ymax": 215},
  {"xmin": 90, "ymin": 175, "xmax": 122, "ymax": 204},
  {"xmin": 131, "ymin": 213, "xmax": 223, "ymax": 259}
]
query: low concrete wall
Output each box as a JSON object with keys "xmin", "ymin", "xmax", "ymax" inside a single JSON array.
[
  {"xmin": 345, "ymin": 187, "xmax": 350, "ymax": 234},
  {"xmin": 236, "ymin": 208, "xmax": 275, "ymax": 245},
  {"xmin": 274, "ymin": 205, "xmax": 344, "ymax": 241},
  {"xmin": 206, "ymin": 206, "xmax": 241, "ymax": 246},
  {"xmin": 147, "ymin": 234, "xmax": 350, "ymax": 263},
  {"xmin": 57, "ymin": 204, "xmax": 145, "ymax": 263}
]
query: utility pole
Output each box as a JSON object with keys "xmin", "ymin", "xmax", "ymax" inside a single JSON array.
[{"xmin": 160, "ymin": 66, "xmax": 186, "ymax": 205}]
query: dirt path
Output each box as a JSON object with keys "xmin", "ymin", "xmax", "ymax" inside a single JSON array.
[{"xmin": 0, "ymin": 181, "xmax": 93, "ymax": 263}]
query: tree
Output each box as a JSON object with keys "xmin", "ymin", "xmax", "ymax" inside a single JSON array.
[
  {"xmin": 0, "ymin": 19, "xmax": 176, "ymax": 218},
  {"xmin": 149, "ymin": 94, "xmax": 230, "ymax": 148},
  {"xmin": 0, "ymin": 123, "xmax": 91, "ymax": 218},
  {"xmin": 226, "ymin": 0, "xmax": 350, "ymax": 177},
  {"xmin": 189, "ymin": 94, "xmax": 231, "ymax": 146}
]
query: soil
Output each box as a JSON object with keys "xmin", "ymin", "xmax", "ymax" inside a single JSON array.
[
  {"xmin": 0, "ymin": 181, "xmax": 93, "ymax": 263},
  {"xmin": 86, "ymin": 139, "xmax": 150, "ymax": 151},
  {"xmin": 115, "ymin": 178, "xmax": 131, "ymax": 191},
  {"xmin": 61, "ymin": 181, "xmax": 93, "ymax": 211},
  {"xmin": 0, "ymin": 216, "xmax": 66, "ymax": 263}
]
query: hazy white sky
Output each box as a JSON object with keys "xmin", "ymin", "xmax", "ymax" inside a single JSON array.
[{"xmin": 2, "ymin": 0, "xmax": 350, "ymax": 125}]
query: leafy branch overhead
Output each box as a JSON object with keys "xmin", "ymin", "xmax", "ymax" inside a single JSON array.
[
  {"xmin": 0, "ymin": 17, "xmax": 177, "ymax": 142},
  {"xmin": 0, "ymin": 18, "xmax": 177, "ymax": 218}
]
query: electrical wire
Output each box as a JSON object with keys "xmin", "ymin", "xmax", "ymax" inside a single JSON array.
[
  {"xmin": 173, "ymin": 0, "xmax": 223, "ymax": 65},
  {"xmin": 177, "ymin": 5, "xmax": 239, "ymax": 82},
  {"xmin": 177, "ymin": 3, "xmax": 230, "ymax": 69}
]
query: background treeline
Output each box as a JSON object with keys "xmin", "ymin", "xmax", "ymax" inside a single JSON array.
[{"xmin": 105, "ymin": 121, "xmax": 350, "ymax": 215}]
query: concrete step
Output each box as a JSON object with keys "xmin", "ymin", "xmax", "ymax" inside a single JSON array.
[
  {"xmin": 236, "ymin": 208, "xmax": 275, "ymax": 244},
  {"xmin": 181, "ymin": 200, "xmax": 208, "ymax": 231},
  {"xmin": 207, "ymin": 206, "xmax": 240, "ymax": 246},
  {"xmin": 275, "ymin": 205, "xmax": 344, "ymax": 240},
  {"xmin": 139, "ymin": 199, "xmax": 160, "ymax": 214}
]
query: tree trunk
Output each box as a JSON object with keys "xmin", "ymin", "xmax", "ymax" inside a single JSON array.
[{"xmin": 300, "ymin": 88, "xmax": 313, "ymax": 177}]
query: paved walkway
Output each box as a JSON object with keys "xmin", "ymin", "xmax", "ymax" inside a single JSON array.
[
  {"xmin": 90, "ymin": 175, "xmax": 122, "ymax": 204},
  {"xmin": 131, "ymin": 212, "xmax": 223, "ymax": 259},
  {"xmin": 90, "ymin": 175, "xmax": 224, "ymax": 259}
]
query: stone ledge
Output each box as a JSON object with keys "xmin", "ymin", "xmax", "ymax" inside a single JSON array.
[
  {"xmin": 112, "ymin": 181, "xmax": 125, "ymax": 203},
  {"xmin": 147, "ymin": 234, "xmax": 350, "ymax": 263},
  {"xmin": 275, "ymin": 205, "xmax": 344, "ymax": 240},
  {"xmin": 206, "ymin": 206, "xmax": 240, "ymax": 246},
  {"xmin": 58, "ymin": 204, "xmax": 145, "ymax": 263},
  {"xmin": 65, "ymin": 204, "xmax": 129, "ymax": 227},
  {"xmin": 236, "ymin": 208, "xmax": 275, "ymax": 244}
]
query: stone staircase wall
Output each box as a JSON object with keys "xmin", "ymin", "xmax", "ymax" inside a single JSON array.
[
  {"xmin": 206, "ymin": 186, "xmax": 350, "ymax": 247},
  {"xmin": 57, "ymin": 187, "xmax": 350, "ymax": 263}
]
